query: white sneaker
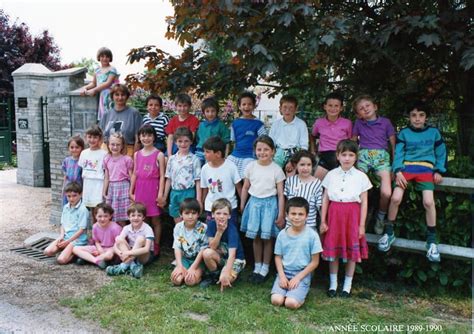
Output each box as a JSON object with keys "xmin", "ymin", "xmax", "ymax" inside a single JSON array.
[
  {"xmin": 426, "ymin": 243, "xmax": 441, "ymax": 262},
  {"xmin": 374, "ymin": 218, "xmax": 385, "ymax": 235},
  {"xmin": 378, "ymin": 233, "xmax": 395, "ymax": 252}
]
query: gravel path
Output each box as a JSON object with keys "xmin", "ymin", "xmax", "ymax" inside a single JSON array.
[{"xmin": 0, "ymin": 169, "xmax": 110, "ymax": 333}]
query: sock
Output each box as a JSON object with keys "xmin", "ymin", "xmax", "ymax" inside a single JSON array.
[
  {"xmin": 376, "ymin": 211, "xmax": 386, "ymax": 221},
  {"xmin": 254, "ymin": 262, "xmax": 262, "ymax": 274},
  {"xmin": 343, "ymin": 275, "xmax": 353, "ymax": 293},
  {"xmin": 385, "ymin": 221, "xmax": 394, "ymax": 235},
  {"xmin": 329, "ymin": 273, "xmax": 338, "ymax": 291},
  {"xmin": 426, "ymin": 226, "xmax": 437, "ymax": 244},
  {"xmin": 260, "ymin": 263, "xmax": 270, "ymax": 277}
]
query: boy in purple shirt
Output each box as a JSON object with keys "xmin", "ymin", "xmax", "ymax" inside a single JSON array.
[{"xmin": 352, "ymin": 95, "xmax": 396, "ymax": 235}]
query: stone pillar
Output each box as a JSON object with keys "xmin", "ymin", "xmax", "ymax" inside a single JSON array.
[{"xmin": 12, "ymin": 64, "xmax": 52, "ymax": 187}]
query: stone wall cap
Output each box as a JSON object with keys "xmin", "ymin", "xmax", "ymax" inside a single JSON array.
[
  {"xmin": 49, "ymin": 67, "xmax": 87, "ymax": 77},
  {"xmin": 12, "ymin": 63, "xmax": 52, "ymax": 77}
]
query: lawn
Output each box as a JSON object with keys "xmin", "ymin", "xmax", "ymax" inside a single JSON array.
[{"xmin": 63, "ymin": 249, "xmax": 471, "ymax": 333}]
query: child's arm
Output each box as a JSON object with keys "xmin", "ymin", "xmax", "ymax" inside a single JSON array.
[
  {"xmin": 275, "ymin": 181, "xmax": 285, "ymax": 229},
  {"xmin": 167, "ymin": 134, "xmax": 174, "ymax": 157},
  {"xmin": 288, "ymin": 254, "xmax": 320, "ymax": 290},
  {"xmin": 58, "ymin": 228, "xmax": 86, "ymax": 249},
  {"xmin": 359, "ymin": 191, "xmax": 368, "ymax": 239},
  {"xmin": 161, "ymin": 178, "xmax": 171, "ymax": 207},
  {"xmin": 186, "ymin": 249, "xmax": 205, "ymax": 281},
  {"xmin": 239, "ymin": 178, "xmax": 250, "ymax": 213},
  {"xmin": 103, "ymin": 167, "xmax": 109, "ymax": 200},
  {"xmin": 129, "ymin": 153, "xmax": 138, "ymax": 201},
  {"xmin": 218, "ymin": 248, "xmax": 236, "ymax": 292},
  {"xmin": 208, "ymin": 228, "xmax": 224, "ymax": 250},
  {"xmin": 319, "ymin": 189, "xmax": 329, "ymax": 234},
  {"xmin": 195, "ymin": 180, "xmax": 202, "ymax": 209},
  {"xmin": 388, "ymin": 134, "xmax": 396, "ymax": 161},
  {"xmin": 81, "ymin": 74, "xmax": 97, "ymax": 95},
  {"xmin": 87, "ymin": 72, "xmax": 117, "ymax": 96},
  {"xmin": 156, "ymin": 152, "xmax": 166, "ymax": 206},
  {"xmin": 201, "ymin": 187, "xmax": 208, "ymax": 206},
  {"xmin": 225, "ymin": 144, "xmax": 230, "ymax": 157},
  {"xmin": 171, "ymin": 248, "xmax": 187, "ymax": 280},
  {"xmin": 274, "ymin": 255, "xmax": 289, "ymax": 289},
  {"xmin": 125, "ymin": 239, "xmax": 152, "ymax": 257},
  {"xmin": 235, "ymin": 181, "xmax": 242, "ymax": 200}
]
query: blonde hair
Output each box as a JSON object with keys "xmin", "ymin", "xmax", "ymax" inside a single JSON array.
[{"xmin": 107, "ymin": 133, "xmax": 127, "ymax": 155}]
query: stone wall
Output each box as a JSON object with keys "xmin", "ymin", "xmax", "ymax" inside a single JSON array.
[{"xmin": 13, "ymin": 64, "xmax": 97, "ymax": 225}]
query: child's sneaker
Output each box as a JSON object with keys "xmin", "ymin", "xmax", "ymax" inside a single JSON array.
[
  {"xmin": 378, "ymin": 233, "xmax": 395, "ymax": 252},
  {"xmin": 97, "ymin": 260, "xmax": 107, "ymax": 270},
  {"xmin": 106, "ymin": 263, "xmax": 128, "ymax": 276},
  {"xmin": 130, "ymin": 262, "xmax": 144, "ymax": 278},
  {"xmin": 426, "ymin": 243, "xmax": 441, "ymax": 262},
  {"xmin": 374, "ymin": 218, "xmax": 385, "ymax": 235},
  {"xmin": 200, "ymin": 272, "xmax": 219, "ymax": 288},
  {"xmin": 75, "ymin": 258, "xmax": 86, "ymax": 265}
]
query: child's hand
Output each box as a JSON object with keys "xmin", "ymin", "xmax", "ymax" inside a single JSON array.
[
  {"xmin": 284, "ymin": 162, "xmax": 294, "ymax": 174},
  {"xmin": 171, "ymin": 266, "xmax": 186, "ymax": 281},
  {"xmin": 129, "ymin": 193, "xmax": 135, "ymax": 202},
  {"xmin": 185, "ymin": 268, "xmax": 198, "ymax": 284},
  {"xmin": 275, "ymin": 216, "xmax": 285, "ymax": 229},
  {"xmin": 288, "ymin": 277, "xmax": 301, "ymax": 290},
  {"xmin": 216, "ymin": 220, "xmax": 228, "ymax": 233},
  {"xmin": 395, "ymin": 172, "xmax": 408, "ymax": 189},
  {"xmin": 319, "ymin": 222, "xmax": 328, "ymax": 234},
  {"xmin": 157, "ymin": 196, "xmax": 166, "ymax": 208},
  {"xmin": 279, "ymin": 274, "xmax": 289, "ymax": 289},
  {"xmin": 218, "ymin": 272, "xmax": 232, "ymax": 292},
  {"xmin": 91, "ymin": 250, "xmax": 100, "ymax": 257},
  {"xmin": 86, "ymin": 89, "xmax": 96, "ymax": 97},
  {"xmin": 359, "ymin": 225, "xmax": 366, "ymax": 239},
  {"xmin": 57, "ymin": 239, "xmax": 69, "ymax": 249},
  {"xmin": 433, "ymin": 172, "xmax": 443, "ymax": 184}
]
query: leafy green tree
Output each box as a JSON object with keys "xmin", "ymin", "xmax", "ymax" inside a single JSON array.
[
  {"xmin": 69, "ymin": 57, "xmax": 98, "ymax": 76},
  {"xmin": 126, "ymin": 1, "xmax": 474, "ymax": 158},
  {"xmin": 0, "ymin": 10, "xmax": 62, "ymax": 95}
]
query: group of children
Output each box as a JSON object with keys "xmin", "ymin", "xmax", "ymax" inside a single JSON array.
[{"xmin": 47, "ymin": 78, "xmax": 447, "ymax": 309}]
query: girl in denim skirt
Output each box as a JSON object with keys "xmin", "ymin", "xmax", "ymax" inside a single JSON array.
[{"xmin": 240, "ymin": 135, "xmax": 286, "ymax": 284}]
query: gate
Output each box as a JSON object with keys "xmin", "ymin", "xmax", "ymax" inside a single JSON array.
[
  {"xmin": 40, "ymin": 96, "xmax": 51, "ymax": 187},
  {"xmin": 0, "ymin": 97, "xmax": 13, "ymax": 163}
]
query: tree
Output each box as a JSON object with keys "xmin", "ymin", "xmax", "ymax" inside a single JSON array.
[
  {"xmin": 0, "ymin": 9, "xmax": 62, "ymax": 95},
  {"xmin": 126, "ymin": 1, "xmax": 474, "ymax": 159},
  {"xmin": 68, "ymin": 57, "xmax": 98, "ymax": 76}
]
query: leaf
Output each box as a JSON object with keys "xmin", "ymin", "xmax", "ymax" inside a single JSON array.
[
  {"xmin": 439, "ymin": 272, "xmax": 448, "ymax": 285},
  {"xmin": 460, "ymin": 47, "xmax": 474, "ymax": 70},
  {"xmin": 416, "ymin": 270, "xmax": 427, "ymax": 282},
  {"xmin": 417, "ymin": 33, "xmax": 440, "ymax": 47},
  {"xmin": 452, "ymin": 279, "xmax": 463, "ymax": 287},
  {"xmin": 278, "ymin": 12, "xmax": 295, "ymax": 27},
  {"xmin": 251, "ymin": 44, "xmax": 268, "ymax": 57},
  {"xmin": 400, "ymin": 268, "xmax": 413, "ymax": 278},
  {"xmin": 321, "ymin": 33, "xmax": 336, "ymax": 46}
]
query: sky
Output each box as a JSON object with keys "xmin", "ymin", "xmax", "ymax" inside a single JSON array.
[
  {"xmin": 0, "ymin": 0, "xmax": 183, "ymax": 77},
  {"xmin": 0, "ymin": 0, "xmax": 280, "ymax": 110}
]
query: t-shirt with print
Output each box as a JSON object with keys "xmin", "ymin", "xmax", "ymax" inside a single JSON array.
[
  {"xmin": 200, "ymin": 160, "xmax": 241, "ymax": 211},
  {"xmin": 165, "ymin": 152, "xmax": 201, "ymax": 190},
  {"xmin": 172, "ymin": 221, "xmax": 208, "ymax": 259},
  {"xmin": 206, "ymin": 220, "xmax": 245, "ymax": 260}
]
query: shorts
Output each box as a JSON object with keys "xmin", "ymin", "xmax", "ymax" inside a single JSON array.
[
  {"xmin": 169, "ymin": 188, "xmax": 196, "ymax": 218},
  {"xmin": 137, "ymin": 251, "xmax": 155, "ymax": 265},
  {"xmin": 205, "ymin": 208, "xmax": 239, "ymax": 227},
  {"xmin": 271, "ymin": 270, "xmax": 312, "ymax": 304},
  {"xmin": 358, "ymin": 149, "xmax": 391, "ymax": 173},
  {"xmin": 397, "ymin": 164, "xmax": 435, "ymax": 191},
  {"xmin": 274, "ymin": 147, "xmax": 299, "ymax": 168},
  {"xmin": 215, "ymin": 243, "xmax": 246, "ymax": 279},
  {"xmin": 241, "ymin": 195, "xmax": 280, "ymax": 239},
  {"xmin": 227, "ymin": 155, "xmax": 255, "ymax": 179},
  {"xmin": 182, "ymin": 257, "xmax": 205, "ymax": 270},
  {"xmin": 79, "ymin": 245, "xmax": 114, "ymax": 253},
  {"xmin": 317, "ymin": 151, "xmax": 338, "ymax": 171}
]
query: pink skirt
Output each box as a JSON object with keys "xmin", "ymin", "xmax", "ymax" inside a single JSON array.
[{"xmin": 322, "ymin": 201, "xmax": 368, "ymax": 263}]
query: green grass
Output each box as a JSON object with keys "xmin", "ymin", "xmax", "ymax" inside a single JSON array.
[{"xmin": 62, "ymin": 251, "xmax": 471, "ymax": 333}]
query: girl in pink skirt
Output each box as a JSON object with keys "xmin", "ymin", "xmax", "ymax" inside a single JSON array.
[
  {"xmin": 319, "ymin": 139, "xmax": 372, "ymax": 298},
  {"xmin": 103, "ymin": 133, "xmax": 133, "ymax": 226},
  {"xmin": 130, "ymin": 125, "xmax": 165, "ymax": 256}
]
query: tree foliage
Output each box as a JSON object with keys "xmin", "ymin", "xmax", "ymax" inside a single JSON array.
[
  {"xmin": 0, "ymin": 9, "xmax": 62, "ymax": 95},
  {"xmin": 126, "ymin": 1, "xmax": 474, "ymax": 157}
]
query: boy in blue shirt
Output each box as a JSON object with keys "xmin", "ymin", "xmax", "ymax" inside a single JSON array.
[
  {"xmin": 271, "ymin": 197, "xmax": 322, "ymax": 309},
  {"xmin": 44, "ymin": 182, "xmax": 89, "ymax": 264},
  {"xmin": 378, "ymin": 103, "xmax": 447, "ymax": 262},
  {"xmin": 200, "ymin": 198, "xmax": 246, "ymax": 291}
]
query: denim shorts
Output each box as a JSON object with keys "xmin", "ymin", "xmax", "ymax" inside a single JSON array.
[
  {"xmin": 241, "ymin": 195, "xmax": 279, "ymax": 239},
  {"xmin": 271, "ymin": 270, "xmax": 312, "ymax": 303}
]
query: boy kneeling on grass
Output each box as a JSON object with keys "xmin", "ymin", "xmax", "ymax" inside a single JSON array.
[
  {"xmin": 200, "ymin": 198, "xmax": 246, "ymax": 291},
  {"xmin": 44, "ymin": 182, "xmax": 89, "ymax": 264},
  {"xmin": 171, "ymin": 198, "xmax": 208, "ymax": 286},
  {"xmin": 271, "ymin": 197, "xmax": 322, "ymax": 309},
  {"xmin": 106, "ymin": 203, "xmax": 155, "ymax": 278}
]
